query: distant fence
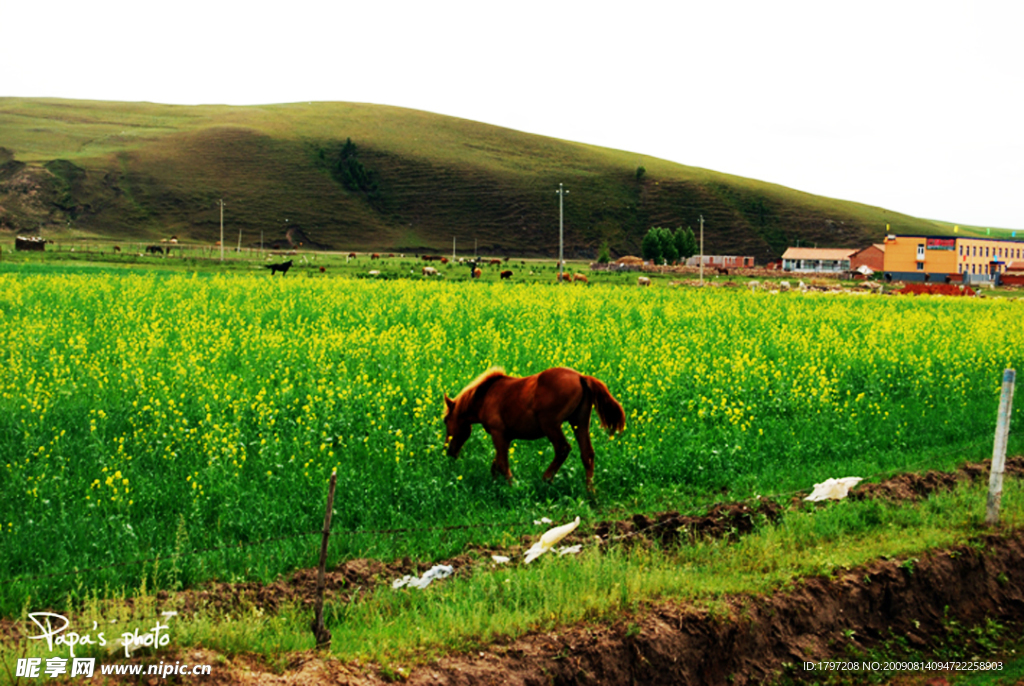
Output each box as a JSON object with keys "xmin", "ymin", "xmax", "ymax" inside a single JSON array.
[{"xmin": 590, "ymin": 262, "xmax": 851, "ymax": 280}]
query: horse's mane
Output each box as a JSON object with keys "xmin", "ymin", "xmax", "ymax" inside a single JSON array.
[{"xmin": 450, "ymin": 366, "xmax": 507, "ymax": 415}]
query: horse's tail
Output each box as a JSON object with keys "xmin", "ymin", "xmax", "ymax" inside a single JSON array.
[{"xmin": 584, "ymin": 375, "xmax": 626, "ymax": 435}]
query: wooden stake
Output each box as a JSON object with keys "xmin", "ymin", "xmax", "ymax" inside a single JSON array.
[
  {"xmin": 311, "ymin": 469, "xmax": 337, "ymax": 649},
  {"xmin": 985, "ymin": 369, "xmax": 1016, "ymax": 526}
]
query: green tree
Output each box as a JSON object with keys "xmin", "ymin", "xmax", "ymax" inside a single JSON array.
[
  {"xmin": 658, "ymin": 227, "xmax": 679, "ymax": 264},
  {"xmin": 597, "ymin": 241, "xmax": 611, "ymax": 264},
  {"xmin": 316, "ymin": 138, "xmax": 380, "ymax": 201},
  {"xmin": 675, "ymin": 226, "xmax": 698, "ymax": 260},
  {"xmin": 641, "ymin": 228, "xmax": 662, "ymax": 264}
]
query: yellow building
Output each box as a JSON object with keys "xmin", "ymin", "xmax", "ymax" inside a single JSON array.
[{"xmin": 882, "ymin": 235, "xmax": 1024, "ymax": 284}]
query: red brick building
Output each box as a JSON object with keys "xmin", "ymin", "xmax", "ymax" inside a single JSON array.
[{"xmin": 850, "ymin": 244, "xmax": 885, "ymax": 273}]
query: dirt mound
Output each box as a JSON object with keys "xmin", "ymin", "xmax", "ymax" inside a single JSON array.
[
  {"xmin": 594, "ymin": 499, "xmax": 785, "ymax": 545},
  {"xmin": 615, "ymin": 255, "xmax": 644, "ymax": 266},
  {"xmin": 853, "ymin": 457, "xmax": 1024, "ymax": 502}
]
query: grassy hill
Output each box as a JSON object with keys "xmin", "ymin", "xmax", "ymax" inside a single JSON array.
[{"xmin": 0, "ymin": 97, "xmax": 960, "ymax": 260}]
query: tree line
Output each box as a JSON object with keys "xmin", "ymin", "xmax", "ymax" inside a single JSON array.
[{"xmin": 641, "ymin": 226, "xmax": 698, "ymax": 265}]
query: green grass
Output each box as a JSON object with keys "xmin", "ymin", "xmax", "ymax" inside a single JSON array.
[
  {"xmin": 930, "ymin": 220, "xmax": 1023, "ymax": 241},
  {"xmin": 952, "ymin": 654, "xmax": 1024, "ymax": 685}
]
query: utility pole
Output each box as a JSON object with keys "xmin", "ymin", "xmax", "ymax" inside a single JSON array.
[
  {"xmin": 219, "ymin": 199, "xmax": 225, "ymax": 262},
  {"xmin": 699, "ymin": 214, "xmax": 705, "ymax": 286},
  {"xmin": 556, "ymin": 183, "xmax": 569, "ymax": 281},
  {"xmin": 237, "ymin": 223, "xmax": 242, "ymax": 254},
  {"xmin": 453, "ymin": 236, "xmax": 456, "ymax": 260}
]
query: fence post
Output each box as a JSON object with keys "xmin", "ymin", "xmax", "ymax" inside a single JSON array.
[
  {"xmin": 985, "ymin": 369, "xmax": 1016, "ymax": 526},
  {"xmin": 311, "ymin": 469, "xmax": 337, "ymax": 649}
]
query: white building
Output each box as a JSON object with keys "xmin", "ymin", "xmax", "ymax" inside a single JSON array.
[{"xmin": 781, "ymin": 247, "xmax": 856, "ymax": 273}]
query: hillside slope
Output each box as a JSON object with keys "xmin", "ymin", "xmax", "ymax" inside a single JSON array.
[{"xmin": 0, "ymin": 97, "xmax": 945, "ymax": 259}]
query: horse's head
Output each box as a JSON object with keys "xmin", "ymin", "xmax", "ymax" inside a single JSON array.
[{"xmin": 443, "ymin": 394, "xmax": 472, "ymax": 458}]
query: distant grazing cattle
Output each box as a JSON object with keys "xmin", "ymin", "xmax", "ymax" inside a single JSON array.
[
  {"xmin": 113, "ymin": 245, "xmax": 121, "ymax": 253},
  {"xmin": 573, "ymin": 273, "xmax": 588, "ymax": 284},
  {"xmin": 368, "ymin": 270, "xmax": 381, "ymax": 276},
  {"xmin": 422, "ymin": 255, "xmax": 443, "ymax": 261},
  {"xmin": 488, "ymin": 259, "xmax": 502, "ymax": 266},
  {"xmin": 265, "ymin": 259, "xmax": 293, "ymax": 276},
  {"xmin": 422, "ymin": 266, "xmax": 439, "ymax": 276},
  {"xmin": 371, "ymin": 253, "xmax": 380, "ymax": 259},
  {"xmin": 500, "ymin": 270, "xmax": 513, "ymax": 280},
  {"xmin": 388, "ymin": 253, "xmax": 395, "ymax": 258},
  {"xmin": 440, "ymin": 257, "xmax": 449, "ymax": 264},
  {"xmin": 473, "ymin": 268, "xmax": 482, "ymax": 279},
  {"xmin": 638, "ymin": 276, "xmax": 651, "ymax": 287},
  {"xmin": 348, "ymin": 252, "xmax": 357, "ymax": 258},
  {"xmin": 716, "ymin": 267, "xmax": 729, "ymax": 275},
  {"xmin": 146, "ymin": 245, "xmax": 164, "ymax": 255},
  {"xmin": 319, "ymin": 266, "xmax": 326, "ymax": 273}
]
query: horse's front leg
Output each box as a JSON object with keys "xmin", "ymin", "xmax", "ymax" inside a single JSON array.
[{"xmin": 489, "ymin": 434, "xmax": 514, "ymax": 483}]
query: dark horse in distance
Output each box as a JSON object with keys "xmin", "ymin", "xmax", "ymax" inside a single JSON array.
[
  {"xmin": 443, "ymin": 367, "xmax": 626, "ymax": 489},
  {"xmin": 265, "ymin": 259, "xmax": 293, "ymax": 276}
]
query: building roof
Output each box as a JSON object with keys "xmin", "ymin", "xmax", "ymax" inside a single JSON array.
[
  {"xmin": 781, "ymin": 247, "xmax": 857, "ymax": 261},
  {"xmin": 888, "ymin": 234, "xmax": 1024, "ymax": 245},
  {"xmin": 851, "ymin": 244, "xmax": 885, "ymax": 257}
]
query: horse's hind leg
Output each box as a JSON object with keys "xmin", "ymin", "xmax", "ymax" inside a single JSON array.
[
  {"xmin": 541, "ymin": 424, "xmax": 572, "ymax": 483},
  {"xmin": 572, "ymin": 413, "xmax": 596, "ymax": 491}
]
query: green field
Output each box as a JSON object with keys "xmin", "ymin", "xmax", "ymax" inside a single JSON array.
[{"xmin": 0, "ymin": 264, "xmax": 1021, "ymax": 618}]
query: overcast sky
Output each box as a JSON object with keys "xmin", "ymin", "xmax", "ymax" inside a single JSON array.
[{"xmin": 4, "ymin": 0, "xmax": 1022, "ymax": 229}]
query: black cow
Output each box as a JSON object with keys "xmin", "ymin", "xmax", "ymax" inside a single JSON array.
[{"xmin": 265, "ymin": 259, "xmax": 293, "ymax": 276}]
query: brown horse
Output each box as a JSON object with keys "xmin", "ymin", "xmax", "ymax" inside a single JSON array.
[{"xmin": 443, "ymin": 367, "xmax": 626, "ymax": 489}]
